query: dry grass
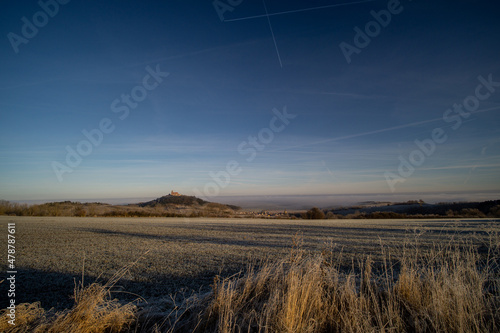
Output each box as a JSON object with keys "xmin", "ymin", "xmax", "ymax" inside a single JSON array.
[
  {"xmin": 0, "ymin": 270, "xmax": 137, "ymax": 333},
  {"xmin": 1, "ymin": 218, "xmax": 499, "ymax": 332},
  {"xmin": 173, "ymin": 234, "xmax": 500, "ymax": 333},
  {"xmin": 2, "ymin": 238, "xmax": 499, "ymax": 332}
]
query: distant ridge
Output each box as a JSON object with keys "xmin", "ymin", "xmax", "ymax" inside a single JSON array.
[
  {"xmin": 327, "ymin": 199, "xmax": 500, "ymax": 218},
  {"xmin": 136, "ymin": 194, "xmax": 241, "ymax": 211},
  {"xmin": 137, "ymin": 194, "xmax": 208, "ymax": 207},
  {"xmin": 0, "ymin": 193, "xmax": 241, "ymax": 217}
]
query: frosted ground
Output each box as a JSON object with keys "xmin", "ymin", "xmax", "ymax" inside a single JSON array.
[{"xmin": 1, "ymin": 216, "xmax": 498, "ymax": 311}]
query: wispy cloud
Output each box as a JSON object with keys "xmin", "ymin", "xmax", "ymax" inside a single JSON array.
[
  {"xmin": 275, "ymin": 106, "xmax": 500, "ymax": 152},
  {"xmin": 223, "ymin": 0, "xmax": 376, "ymax": 22}
]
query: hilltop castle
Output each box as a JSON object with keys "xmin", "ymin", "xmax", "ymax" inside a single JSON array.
[{"xmin": 170, "ymin": 190, "xmax": 181, "ymax": 196}]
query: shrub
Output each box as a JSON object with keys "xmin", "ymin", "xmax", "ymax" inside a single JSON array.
[
  {"xmin": 0, "ymin": 279, "xmax": 136, "ymax": 332},
  {"xmin": 460, "ymin": 208, "xmax": 486, "ymax": 218},
  {"xmin": 489, "ymin": 205, "xmax": 500, "ymax": 218},
  {"xmin": 326, "ymin": 211, "xmax": 342, "ymax": 219},
  {"xmin": 304, "ymin": 207, "xmax": 325, "ymax": 219},
  {"xmin": 73, "ymin": 207, "xmax": 87, "ymax": 217},
  {"xmin": 367, "ymin": 211, "xmax": 405, "ymax": 219}
]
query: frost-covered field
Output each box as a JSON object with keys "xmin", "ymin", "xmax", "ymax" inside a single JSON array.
[{"xmin": 1, "ymin": 216, "xmax": 498, "ymax": 310}]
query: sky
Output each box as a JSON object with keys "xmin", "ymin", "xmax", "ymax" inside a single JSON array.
[{"xmin": 1, "ymin": 0, "xmax": 500, "ymax": 205}]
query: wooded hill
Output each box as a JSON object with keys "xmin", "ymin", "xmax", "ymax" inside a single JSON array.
[
  {"xmin": 316, "ymin": 200, "xmax": 500, "ymax": 219},
  {"xmin": 0, "ymin": 194, "xmax": 241, "ymax": 217}
]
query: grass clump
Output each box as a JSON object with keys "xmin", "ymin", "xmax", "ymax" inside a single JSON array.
[
  {"xmin": 182, "ymin": 237, "xmax": 500, "ymax": 333},
  {"xmin": 0, "ymin": 275, "xmax": 136, "ymax": 332},
  {"xmin": 2, "ymin": 234, "xmax": 499, "ymax": 332}
]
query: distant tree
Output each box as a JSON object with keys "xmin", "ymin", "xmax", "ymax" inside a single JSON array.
[
  {"xmin": 73, "ymin": 207, "xmax": 87, "ymax": 217},
  {"xmin": 446, "ymin": 209, "xmax": 456, "ymax": 217},
  {"xmin": 326, "ymin": 212, "xmax": 340, "ymax": 219},
  {"xmin": 0, "ymin": 200, "xmax": 8, "ymax": 215},
  {"xmin": 367, "ymin": 211, "xmax": 402, "ymax": 219},
  {"xmin": 489, "ymin": 205, "xmax": 500, "ymax": 218},
  {"xmin": 345, "ymin": 210, "xmax": 367, "ymax": 219},
  {"xmin": 305, "ymin": 207, "xmax": 325, "ymax": 219},
  {"xmin": 87, "ymin": 205, "xmax": 97, "ymax": 217},
  {"xmin": 460, "ymin": 208, "xmax": 486, "ymax": 218}
]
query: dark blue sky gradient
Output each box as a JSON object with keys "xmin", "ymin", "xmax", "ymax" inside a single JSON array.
[{"xmin": 1, "ymin": 0, "xmax": 499, "ymax": 203}]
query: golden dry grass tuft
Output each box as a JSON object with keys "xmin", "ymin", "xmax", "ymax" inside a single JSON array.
[
  {"xmin": 183, "ymin": 236, "xmax": 500, "ymax": 333},
  {"xmin": 0, "ymin": 276, "xmax": 136, "ymax": 333},
  {"xmin": 2, "ymin": 232, "xmax": 499, "ymax": 332},
  {"xmin": 0, "ymin": 302, "xmax": 46, "ymax": 332}
]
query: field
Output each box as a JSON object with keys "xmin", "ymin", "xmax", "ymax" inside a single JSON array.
[{"xmin": 1, "ymin": 216, "xmax": 499, "ymax": 332}]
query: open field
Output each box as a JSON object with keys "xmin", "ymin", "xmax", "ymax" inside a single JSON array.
[
  {"xmin": 1, "ymin": 216, "xmax": 498, "ymax": 309},
  {"xmin": 1, "ymin": 216, "xmax": 499, "ymax": 332}
]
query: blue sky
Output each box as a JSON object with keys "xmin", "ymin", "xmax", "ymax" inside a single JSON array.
[{"xmin": 1, "ymin": 0, "xmax": 499, "ymax": 203}]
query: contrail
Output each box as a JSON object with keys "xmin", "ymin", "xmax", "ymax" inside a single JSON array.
[
  {"xmin": 262, "ymin": 0, "xmax": 283, "ymax": 68},
  {"xmin": 224, "ymin": 0, "xmax": 376, "ymax": 22},
  {"xmin": 276, "ymin": 105, "xmax": 500, "ymax": 151}
]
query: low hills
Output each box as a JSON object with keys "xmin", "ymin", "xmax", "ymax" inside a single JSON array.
[
  {"xmin": 0, "ymin": 197, "xmax": 498, "ymax": 219},
  {"xmin": 312, "ymin": 199, "xmax": 500, "ymax": 219},
  {"xmin": 0, "ymin": 194, "xmax": 241, "ymax": 218}
]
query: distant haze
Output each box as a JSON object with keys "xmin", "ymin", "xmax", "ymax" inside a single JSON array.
[{"xmin": 11, "ymin": 191, "xmax": 500, "ymax": 211}]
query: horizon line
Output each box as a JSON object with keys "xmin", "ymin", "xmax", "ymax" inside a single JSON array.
[{"xmin": 4, "ymin": 190, "xmax": 500, "ymax": 205}]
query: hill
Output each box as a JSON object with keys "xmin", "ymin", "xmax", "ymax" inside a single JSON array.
[
  {"xmin": 322, "ymin": 199, "xmax": 500, "ymax": 219},
  {"xmin": 137, "ymin": 194, "xmax": 208, "ymax": 207},
  {"xmin": 136, "ymin": 194, "xmax": 241, "ymax": 211},
  {"xmin": 0, "ymin": 194, "xmax": 241, "ymax": 218}
]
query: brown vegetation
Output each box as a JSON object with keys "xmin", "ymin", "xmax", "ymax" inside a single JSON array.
[
  {"xmin": 0, "ymin": 276, "xmax": 136, "ymax": 333},
  {"xmin": 175, "ymin": 234, "xmax": 500, "ymax": 333},
  {"xmin": 2, "ymin": 231, "xmax": 499, "ymax": 332},
  {"xmin": 303, "ymin": 207, "xmax": 325, "ymax": 219},
  {"xmin": 1, "ymin": 199, "xmax": 498, "ymax": 219},
  {"xmin": 0, "ymin": 198, "xmax": 240, "ymax": 218},
  {"xmin": 319, "ymin": 201, "xmax": 500, "ymax": 219}
]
